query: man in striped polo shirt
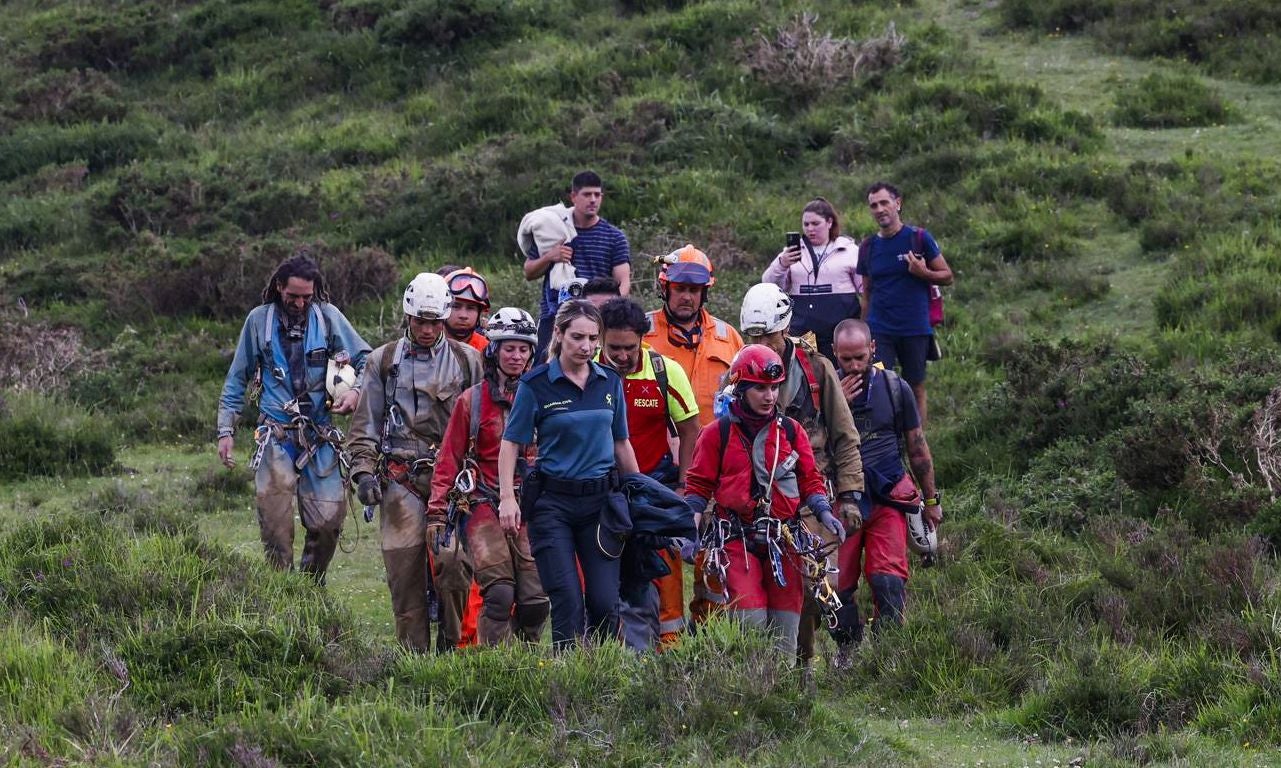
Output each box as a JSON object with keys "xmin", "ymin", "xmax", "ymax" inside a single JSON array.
[{"xmin": 523, "ymin": 170, "xmax": 632, "ymax": 360}]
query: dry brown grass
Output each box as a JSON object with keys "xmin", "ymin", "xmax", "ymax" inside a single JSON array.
[{"xmin": 739, "ymin": 14, "xmax": 906, "ymax": 99}]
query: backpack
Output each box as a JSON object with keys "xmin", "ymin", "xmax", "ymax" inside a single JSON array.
[{"xmin": 859, "ymin": 226, "xmax": 944, "ymax": 327}]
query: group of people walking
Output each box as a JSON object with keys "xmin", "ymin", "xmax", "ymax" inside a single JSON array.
[{"xmin": 217, "ymin": 170, "xmax": 950, "ymax": 662}]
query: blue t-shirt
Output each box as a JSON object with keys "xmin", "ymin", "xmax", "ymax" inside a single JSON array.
[
  {"xmin": 530, "ymin": 217, "xmax": 631, "ymax": 319},
  {"xmin": 848, "ymin": 367, "xmax": 920, "ymax": 485},
  {"xmin": 855, "ymin": 225, "xmax": 942, "ymax": 336},
  {"xmin": 504, "ymin": 358, "xmax": 629, "ymax": 480}
]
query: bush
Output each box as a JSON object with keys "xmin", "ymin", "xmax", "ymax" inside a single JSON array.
[
  {"xmin": 29, "ymin": 5, "xmax": 164, "ymax": 73},
  {"xmin": 0, "ymin": 120, "xmax": 162, "ymax": 182},
  {"xmin": 375, "ymin": 0, "xmax": 518, "ymax": 49},
  {"xmin": 738, "ymin": 14, "xmax": 906, "ymax": 103},
  {"xmin": 1112, "ymin": 72, "xmax": 1233, "ymax": 128},
  {"xmin": 0, "ymin": 390, "xmax": 115, "ymax": 481},
  {"xmin": 8, "ymin": 68, "xmax": 128, "ymax": 125}
]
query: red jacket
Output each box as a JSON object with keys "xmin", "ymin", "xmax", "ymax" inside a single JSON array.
[
  {"xmin": 428, "ymin": 380, "xmax": 529, "ymax": 517},
  {"xmin": 684, "ymin": 415, "xmax": 826, "ymax": 523}
]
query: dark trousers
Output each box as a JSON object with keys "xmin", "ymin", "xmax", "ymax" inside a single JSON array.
[
  {"xmin": 535, "ymin": 315, "xmax": 555, "ymax": 365},
  {"xmin": 527, "ymin": 488, "xmax": 620, "ymax": 648}
]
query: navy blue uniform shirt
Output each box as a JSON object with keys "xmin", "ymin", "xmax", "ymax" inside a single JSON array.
[{"xmin": 505, "ymin": 358, "xmax": 629, "ymax": 480}]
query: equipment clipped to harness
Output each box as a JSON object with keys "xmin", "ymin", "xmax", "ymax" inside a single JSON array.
[
  {"xmin": 781, "ymin": 517, "xmax": 844, "ymax": 628},
  {"xmin": 438, "ymin": 464, "xmax": 476, "ymax": 552}
]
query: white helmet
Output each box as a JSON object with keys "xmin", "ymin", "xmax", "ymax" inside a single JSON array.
[
  {"xmin": 326, "ymin": 358, "xmax": 358, "ymax": 401},
  {"xmin": 485, "ymin": 307, "xmax": 538, "ymax": 346},
  {"xmin": 905, "ymin": 505, "xmax": 938, "ymax": 557},
  {"xmin": 740, "ymin": 283, "xmax": 792, "ymax": 337},
  {"xmin": 403, "ymin": 272, "xmax": 452, "ymax": 320}
]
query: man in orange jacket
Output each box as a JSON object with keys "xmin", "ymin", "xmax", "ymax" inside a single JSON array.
[{"xmin": 642, "ymin": 245, "xmax": 744, "ymax": 627}]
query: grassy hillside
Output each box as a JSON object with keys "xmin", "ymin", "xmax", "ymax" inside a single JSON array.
[{"xmin": 2, "ymin": 0, "xmax": 1280, "ymax": 764}]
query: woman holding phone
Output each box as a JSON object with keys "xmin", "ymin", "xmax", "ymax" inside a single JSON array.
[
  {"xmin": 763, "ymin": 197, "xmax": 862, "ymax": 361},
  {"xmin": 497, "ymin": 299, "xmax": 639, "ymax": 649}
]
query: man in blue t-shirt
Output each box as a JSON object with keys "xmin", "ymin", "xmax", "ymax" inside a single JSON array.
[
  {"xmin": 523, "ymin": 170, "xmax": 632, "ymax": 360},
  {"xmin": 855, "ymin": 181, "xmax": 953, "ymax": 426},
  {"xmin": 828, "ymin": 319, "xmax": 940, "ymax": 660}
]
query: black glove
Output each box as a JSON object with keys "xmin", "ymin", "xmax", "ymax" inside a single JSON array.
[{"xmin": 356, "ymin": 473, "xmax": 382, "ymax": 506}]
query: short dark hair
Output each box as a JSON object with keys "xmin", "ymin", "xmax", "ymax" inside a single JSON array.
[
  {"xmin": 599, "ymin": 297, "xmax": 649, "ymax": 336},
  {"xmin": 833, "ymin": 318, "xmax": 872, "ymax": 345},
  {"xmin": 435, "ymin": 263, "xmax": 463, "ymax": 277},
  {"xmin": 583, "ymin": 276, "xmax": 621, "ymax": 298},
  {"xmin": 262, "ymin": 252, "xmax": 328, "ymax": 305},
  {"xmin": 572, "ymin": 170, "xmax": 603, "ymax": 192},
  {"xmin": 802, "ymin": 197, "xmax": 842, "ymax": 240},
  {"xmin": 865, "ymin": 181, "xmax": 901, "ymax": 200}
]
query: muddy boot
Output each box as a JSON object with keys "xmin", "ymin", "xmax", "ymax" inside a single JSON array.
[
  {"xmin": 515, "ymin": 601, "xmax": 549, "ymax": 644},
  {"xmin": 299, "ymin": 526, "xmax": 339, "ymax": 585},
  {"xmin": 384, "ymin": 545, "xmax": 430, "ymax": 653}
]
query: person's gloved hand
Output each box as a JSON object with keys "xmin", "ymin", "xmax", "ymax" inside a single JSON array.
[
  {"xmin": 808, "ymin": 494, "xmax": 845, "ymax": 543},
  {"xmin": 355, "ymin": 473, "xmax": 382, "ymax": 506},
  {"xmin": 838, "ymin": 491, "xmax": 864, "ymax": 533},
  {"xmin": 672, "ymin": 537, "xmax": 699, "ymax": 564}
]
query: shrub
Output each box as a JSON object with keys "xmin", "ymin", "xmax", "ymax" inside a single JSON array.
[
  {"xmin": 0, "ymin": 315, "xmax": 103, "ymax": 394},
  {"xmin": 8, "ymin": 68, "xmax": 128, "ymax": 124},
  {"xmin": 738, "ymin": 14, "xmax": 906, "ymax": 102},
  {"xmin": 374, "ymin": 0, "xmax": 518, "ymax": 49},
  {"xmin": 1112, "ymin": 72, "xmax": 1233, "ymax": 128},
  {"xmin": 0, "ymin": 390, "xmax": 115, "ymax": 481},
  {"xmin": 0, "ymin": 120, "xmax": 162, "ymax": 182},
  {"xmin": 29, "ymin": 5, "xmax": 164, "ymax": 73},
  {"xmin": 1011, "ymin": 644, "xmax": 1144, "ymax": 738}
]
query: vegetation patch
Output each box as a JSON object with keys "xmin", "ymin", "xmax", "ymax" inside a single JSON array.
[{"xmin": 1112, "ymin": 72, "xmax": 1234, "ymax": 128}]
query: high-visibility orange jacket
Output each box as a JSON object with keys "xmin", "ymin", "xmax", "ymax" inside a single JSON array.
[{"xmin": 644, "ymin": 308, "xmax": 743, "ymax": 428}]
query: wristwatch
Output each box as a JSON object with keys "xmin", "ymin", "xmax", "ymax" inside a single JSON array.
[{"xmin": 923, "ymin": 490, "xmax": 942, "ymax": 507}]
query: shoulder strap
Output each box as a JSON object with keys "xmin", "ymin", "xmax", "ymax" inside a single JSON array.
[
  {"xmin": 911, "ymin": 226, "xmax": 924, "ymax": 256},
  {"xmin": 717, "ymin": 416, "xmax": 732, "ymax": 472},
  {"xmin": 311, "ymin": 303, "xmax": 329, "ymax": 347},
  {"xmin": 792, "ymin": 346, "xmax": 822, "ymax": 412},
  {"xmin": 780, "ymin": 415, "xmax": 797, "ymax": 445},
  {"xmin": 881, "ymin": 367, "xmax": 908, "ymax": 463},
  {"xmin": 469, "ymin": 384, "xmax": 483, "ymax": 441},
  {"xmin": 649, "ymin": 350, "xmax": 677, "ymax": 438},
  {"xmin": 646, "ymin": 310, "xmax": 657, "ymax": 334},
  {"xmin": 261, "ymin": 304, "xmax": 275, "ymax": 362}
]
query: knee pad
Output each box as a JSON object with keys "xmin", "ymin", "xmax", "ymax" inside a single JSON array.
[
  {"xmin": 868, "ymin": 573, "xmax": 907, "ymax": 628},
  {"xmin": 483, "ymin": 582, "xmax": 516, "ymax": 622}
]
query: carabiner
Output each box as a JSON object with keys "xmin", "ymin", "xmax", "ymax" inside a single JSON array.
[{"xmin": 454, "ymin": 467, "xmax": 476, "ymax": 494}]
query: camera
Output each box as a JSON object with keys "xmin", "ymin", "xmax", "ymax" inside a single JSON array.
[{"xmin": 558, "ymin": 277, "xmax": 588, "ymax": 304}]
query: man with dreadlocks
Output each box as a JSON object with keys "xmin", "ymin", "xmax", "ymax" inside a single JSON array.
[
  {"xmin": 217, "ymin": 252, "xmax": 372, "ymax": 583},
  {"xmin": 427, "ymin": 307, "xmax": 549, "ymax": 645}
]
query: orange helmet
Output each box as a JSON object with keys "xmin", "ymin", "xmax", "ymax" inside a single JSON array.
[
  {"xmin": 445, "ymin": 267, "xmax": 490, "ymax": 309},
  {"xmin": 728, "ymin": 344, "xmax": 786, "ymax": 387},
  {"xmin": 656, "ymin": 245, "xmax": 715, "ymax": 288}
]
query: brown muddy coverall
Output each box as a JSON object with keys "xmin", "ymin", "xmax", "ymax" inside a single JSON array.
[{"xmin": 348, "ymin": 335, "xmax": 482, "ymax": 652}]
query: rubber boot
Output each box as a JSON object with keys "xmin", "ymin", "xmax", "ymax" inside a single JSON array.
[
  {"xmin": 299, "ymin": 526, "xmax": 339, "ymax": 585},
  {"xmin": 384, "ymin": 545, "xmax": 430, "ymax": 653},
  {"xmin": 869, "ymin": 573, "xmax": 907, "ymax": 631},
  {"xmin": 515, "ymin": 601, "xmax": 549, "ymax": 643}
]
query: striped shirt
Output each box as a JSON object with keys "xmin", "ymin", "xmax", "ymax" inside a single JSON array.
[{"xmin": 530, "ymin": 217, "xmax": 630, "ymax": 319}]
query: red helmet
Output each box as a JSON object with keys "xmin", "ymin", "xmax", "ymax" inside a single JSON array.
[
  {"xmin": 445, "ymin": 267, "xmax": 490, "ymax": 309},
  {"xmin": 656, "ymin": 245, "xmax": 715, "ymax": 288},
  {"xmin": 728, "ymin": 344, "xmax": 785, "ymax": 386}
]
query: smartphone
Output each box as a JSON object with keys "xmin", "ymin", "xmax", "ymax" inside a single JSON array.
[{"xmin": 786, "ymin": 231, "xmax": 802, "ymax": 249}]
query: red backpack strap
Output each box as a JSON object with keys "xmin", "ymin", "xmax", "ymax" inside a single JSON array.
[{"xmin": 792, "ymin": 346, "xmax": 822, "ymax": 412}]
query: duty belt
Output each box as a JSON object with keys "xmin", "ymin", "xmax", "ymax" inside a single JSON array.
[{"xmin": 537, "ymin": 471, "xmax": 615, "ymax": 496}]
